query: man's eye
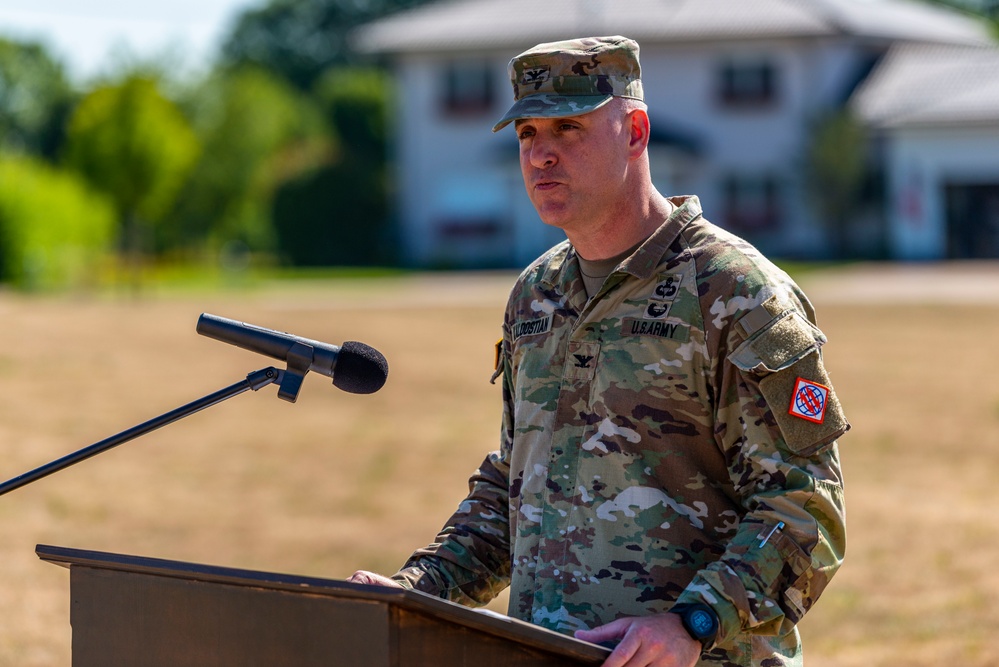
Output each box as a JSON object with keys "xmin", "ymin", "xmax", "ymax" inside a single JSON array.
[{"xmin": 517, "ymin": 129, "xmax": 534, "ymax": 140}]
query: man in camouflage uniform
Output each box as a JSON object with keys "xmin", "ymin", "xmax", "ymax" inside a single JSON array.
[{"xmin": 351, "ymin": 36, "xmax": 848, "ymax": 667}]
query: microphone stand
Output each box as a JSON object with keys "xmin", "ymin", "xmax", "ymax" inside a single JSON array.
[{"xmin": 0, "ymin": 366, "xmax": 285, "ymax": 499}]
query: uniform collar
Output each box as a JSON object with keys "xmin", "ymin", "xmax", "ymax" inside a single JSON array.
[{"xmin": 538, "ymin": 195, "xmax": 703, "ymax": 290}]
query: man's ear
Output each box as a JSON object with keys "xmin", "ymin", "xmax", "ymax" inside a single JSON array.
[{"xmin": 627, "ymin": 108, "xmax": 651, "ymax": 158}]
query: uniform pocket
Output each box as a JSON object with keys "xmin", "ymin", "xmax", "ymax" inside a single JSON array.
[
  {"xmin": 730, "ymin": 310, "xmax": 825, "ymax": 375},
  {"xmin": 730, "ymin": 306, "xmax": 849, "ymax": 456}
]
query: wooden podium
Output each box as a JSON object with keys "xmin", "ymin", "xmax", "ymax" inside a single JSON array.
[{"xmin": 37, "ymin": 544, "xmax": 611, "ymax": 667}]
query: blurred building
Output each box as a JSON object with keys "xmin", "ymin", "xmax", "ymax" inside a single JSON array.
[
  {"xmin": 853, "ymin": 43, "xmax": 999, "ymax": 259},
  {"xmin": 355, "ymin": 0, "xmax": 997, "ymax": 266}
]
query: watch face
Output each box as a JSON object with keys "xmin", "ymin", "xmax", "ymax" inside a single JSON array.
[{"xmin": 689, "ymin": 609, "xmax": 716, "ymax": 636}]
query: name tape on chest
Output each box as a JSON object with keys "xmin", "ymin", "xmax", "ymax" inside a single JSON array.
[
  {"xmin": 513, "ymin": 315, "xmax": 553, "ymax": 340},
  {"xmin": 621, "ymin": 318, "xmax": 690, "ymax": 342}
]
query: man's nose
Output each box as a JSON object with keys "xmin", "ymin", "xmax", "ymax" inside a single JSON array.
[{"xmin": 528, "ymin": 135, "xmax": 557, "ymax": 169}]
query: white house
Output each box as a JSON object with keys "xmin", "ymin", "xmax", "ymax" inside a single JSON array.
[
  {"xmin": 354, "ymin": 0, "xmax": 995, "ymax": 267},
  {"xmin": 852, "ymin": 43, "xmax": 999, "ymax": 259}
]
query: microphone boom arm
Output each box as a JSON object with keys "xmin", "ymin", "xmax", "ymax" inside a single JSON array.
[{"xmin": 0, "ymin": 366, "xmax": 285, "ymax": 499}]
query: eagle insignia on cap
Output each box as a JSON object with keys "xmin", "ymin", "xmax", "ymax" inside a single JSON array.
[{"xmin": 522, "ymin": 66, "xmax": 551, "ymax": 87}]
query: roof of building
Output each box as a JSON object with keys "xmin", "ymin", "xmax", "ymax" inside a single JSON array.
[
  {"xmin": 852, "ymin": 43, "xmax": 999, "ymax": 127},
  {"xmin": 353, "ymin": 0, "xmax": 994, "ymax": 54}
]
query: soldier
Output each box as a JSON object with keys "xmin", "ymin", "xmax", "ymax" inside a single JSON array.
[{"xmin": 351, "ymin": 36, "xmax": 848, "ymax": 667}]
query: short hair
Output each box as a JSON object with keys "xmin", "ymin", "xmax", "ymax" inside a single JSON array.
[{"xmin": 617, "ymin": 97, "xmax": 648, "ymax": 115}]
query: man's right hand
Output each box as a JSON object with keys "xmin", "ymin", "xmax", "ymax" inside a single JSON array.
[{"xmin": 347, "ymin": 570, "xmax": 404, "ymax": 587}]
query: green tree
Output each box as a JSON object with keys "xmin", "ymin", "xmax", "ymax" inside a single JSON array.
[
  {"xmin": 273, "ymin": 67, "xmax": 393, "ymax": 266},
  {"xmin": 805, "ymin": 110, "xmax": 870, "ymax": 258},
  {"xmin": 315, "ymin": 67, "xmax": 389, "ymax": 158},
  {"xmin": 167, "ymin": 66, "xmax": 333, "ymax": 258},
  {"xmin": 0, "ymin": 156, "xmax": 115, "ymax": 290},
  {"xmin": 63, "ymin": 76, "xmax": 199, "ymax": 276},
  {"xmin": 0, "ymin": 37, "xmax": 74, "ymax": 159},
  {"xmin": 220, "ymin": 0, "xmax": 435, "ymax": 90}
]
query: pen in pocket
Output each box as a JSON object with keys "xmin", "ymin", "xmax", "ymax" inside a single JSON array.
[{"xmin": 759, "ymin": 521, "xmax": 785, "ymax": 548}]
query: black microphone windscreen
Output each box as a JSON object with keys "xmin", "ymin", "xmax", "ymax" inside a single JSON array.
[{"xmin": 333, "ymin": 341, "xmax": 389, "ymax": 394}]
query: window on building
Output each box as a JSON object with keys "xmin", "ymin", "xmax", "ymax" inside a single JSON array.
[
  {"xmin": 441, "ymin": 61, "xmax": 495, "ymax": 115},
  {"xmin": 722, "ymin": 174, "xmax": 782, "ymax": 231},
  {"xmin": 718, "ymin": 57, "xmax": 778, "ymax": 107}
]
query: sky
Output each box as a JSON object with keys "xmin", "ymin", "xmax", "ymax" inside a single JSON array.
[{"xmin": 0, "ymin": 0, "xmax": 262, "ymax": 82}]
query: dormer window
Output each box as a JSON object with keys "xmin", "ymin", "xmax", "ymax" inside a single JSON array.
[
  {"xmin": 718, "ymin": 57, "xmax": 778, "ymax": 107},
  {"xmin": 441, "ymin": 61, "xmax": 495, "ymax": 115}
]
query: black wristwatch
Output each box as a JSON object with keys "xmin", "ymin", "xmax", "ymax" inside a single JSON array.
[{"xmin": 670, "ymin": 603, "xmax": 719, "ymax": 650}]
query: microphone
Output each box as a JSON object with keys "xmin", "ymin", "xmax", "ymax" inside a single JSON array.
[{"xmin": 196, "ymin": 314, "xmax": 388, "ymax": 398}]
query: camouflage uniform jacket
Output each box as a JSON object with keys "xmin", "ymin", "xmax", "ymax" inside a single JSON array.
[{"xmin": 394, "ymin": 196, "xmax": 848, "ymax": 666}]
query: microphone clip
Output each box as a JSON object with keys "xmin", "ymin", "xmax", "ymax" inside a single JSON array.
[{"xmin": 278, "ymin": 342, "xmax": 315, "ymax": 402}]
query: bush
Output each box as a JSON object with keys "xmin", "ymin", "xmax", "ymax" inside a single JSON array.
[
  {"xmin": 273, "ymin": 67, "xmax": 394, "ymax": 267},
  {"xmin": 169, "ymin": 66, "xmax": 332, "ymax": 256},
  {"xmin": 63, "ymin": 76, "xmax": 200, "ymax": 272},
  {"xmin": 0, "ymin": 157, "xmax": 115, "ymax": 289},
  {"xmin": 273, "ymin": 160, "xmax": 391, "ymax": 266}
]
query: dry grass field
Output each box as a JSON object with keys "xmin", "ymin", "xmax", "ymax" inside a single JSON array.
[{"xmin": 0, "ymin": 264, "xmax": 997, "ymax": 666}]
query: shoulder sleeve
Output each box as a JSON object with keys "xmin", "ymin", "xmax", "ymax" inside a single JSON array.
[
  {"xmin": 675, "ymin": 286, "xmax": 848, "ymax": 647},
  {"xmin": 729, "ymin": 294, "xmax": 849, "ymax": 455}
]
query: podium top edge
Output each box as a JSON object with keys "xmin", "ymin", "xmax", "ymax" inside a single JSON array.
[
  {"xmin": 36, "ymin": 544, "xmax": 611, "ymax": 663},
  {"xmin": 36, "ymin": 543, "xmax": 408, "ymax": 601}
]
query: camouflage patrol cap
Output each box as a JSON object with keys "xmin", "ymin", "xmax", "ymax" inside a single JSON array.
[{"xmin": 492, "ymin": 36, "xmax": 643, "ymax": 133}]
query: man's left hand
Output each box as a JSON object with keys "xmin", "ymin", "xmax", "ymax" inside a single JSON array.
[{"xmin": 574, "ymin": 614, "xmax": 701, "ymax": 667}]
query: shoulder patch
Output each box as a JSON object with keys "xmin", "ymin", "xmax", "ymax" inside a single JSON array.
[
  {"xmin": 759, "ymin": 353, "xmax": 849, "ymax": 456},
  {"xmin": 789, "ymin": 377, "xmax": 830, "ymax": 424},
  {"xmin": 490, "ymin": 338, "xmax": 505, "ymax": 385},
  {"xmin": 730, "ymin": 303, "xmax": 848, "ymax": 454}
]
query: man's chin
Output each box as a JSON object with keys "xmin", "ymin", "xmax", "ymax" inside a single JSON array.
[{"xmin": 536, "ymin": 208, "xmax": 573, "ymax": 231}]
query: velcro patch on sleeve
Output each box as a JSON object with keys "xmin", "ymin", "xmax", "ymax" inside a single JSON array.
[
  {"xmin": 730, "ymin": 310, "xmax": 826, "ymax": 374},
  {"xmin": 759, "ymin": 352, "xmax": 849, "ymax": 456}
]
